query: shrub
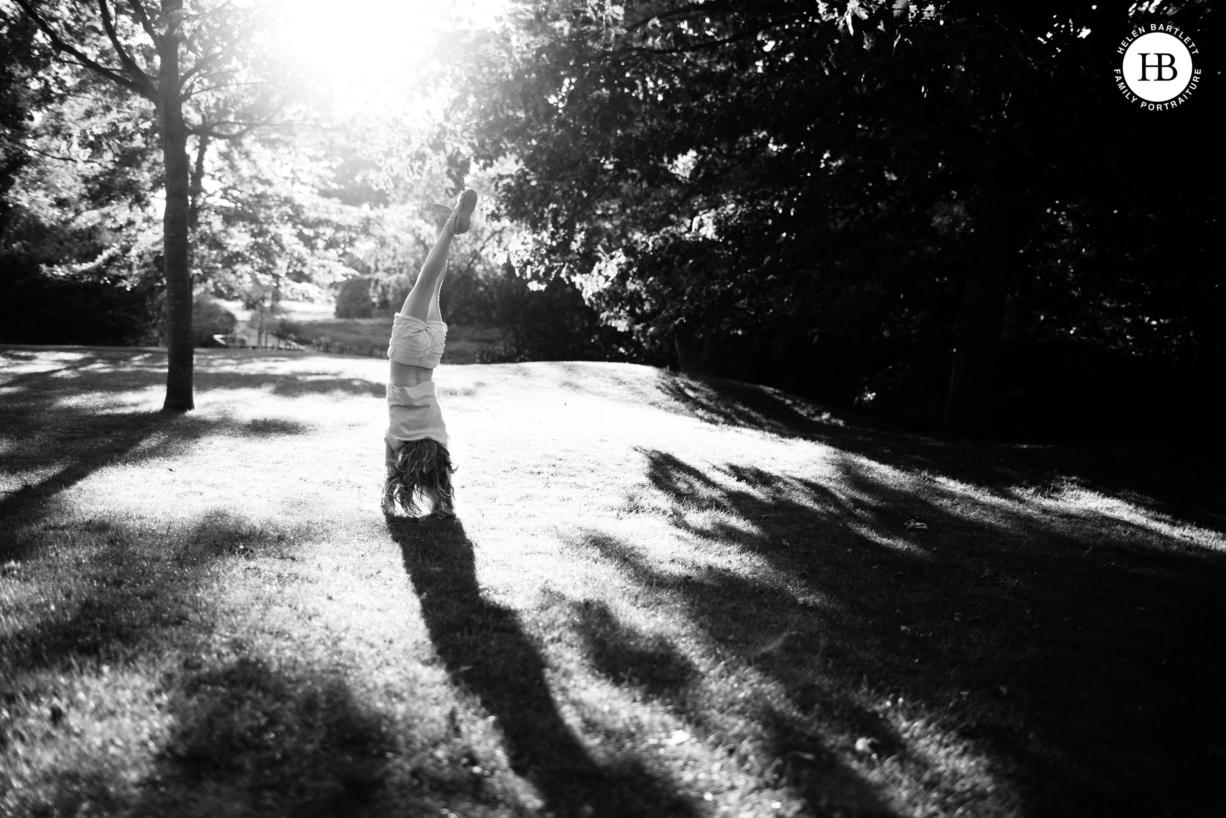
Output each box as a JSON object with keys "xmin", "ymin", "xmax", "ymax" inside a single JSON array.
[
  {"xmin": 487, "ymin": 270, "xmax": 638, "ymax": 363},
  {"xmin": 0, "ymin": 251, "xmax": 162, "ymax": 346},
  {"xmin": 334, "ymin": 277, "xmax": 374, "ymax": 319},
  {"xmin": 192, "ymin": 297, "xmax": 237, "ymax": 347}
]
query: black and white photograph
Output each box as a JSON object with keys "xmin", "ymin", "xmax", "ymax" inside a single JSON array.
[{"xmin": 1, "ymin": 1, "xmax": 1221, "ymax": 815}]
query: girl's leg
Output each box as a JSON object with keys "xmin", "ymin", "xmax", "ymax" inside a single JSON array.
[
  {"xmin": 426, "ymin": 216, "xmax": 450, "ymax": 323},
  {"xmin": 400, "ymin": 190, "xmax": 475, "ymax": 323},
  {"xmin": 399, "ymin": 215, "xmax": 456, "ymax": 323}
]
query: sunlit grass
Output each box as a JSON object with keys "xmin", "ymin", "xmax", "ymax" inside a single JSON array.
[{"xmin": 2, "ymin": 346, "xmax": 1224, "ymax": 817}]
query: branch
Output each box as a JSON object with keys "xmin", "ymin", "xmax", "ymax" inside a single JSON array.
[
  {"xmin": 97, "ymin": 0, "xmax": 155, "ymax": 95},
  {"xmin": 0, "ymin": 133, "xmax": 106, "ymax": 166},
  {"xmin": 12, "ymin": 0, "xmax": 153, "ymax": 99},
  {"xmin": 125, "ymin": 0, "xmax": 160, "ymax": 47},
  {"xmin": 183, "ymin": 77, "xmax": 274, "ymax": 102},
  {"xmin": 625, "ymin": 2, "xmax": 736, "ymax": 32},
  {"xmin": 180, "ymin": 68, "xmax": 240, "ymax": 100},
  {"xmin": 188, "ymin": 115, "xmax": 303, "ymax": 141},
  {"xmin": 178, "ymin": 10, "xmax": 261, "ymax": 95},
  {"xmin": 616, "ymin": 22, "xmax": 794, "ymax": 58},
  {"xmin": 179, "ymin": 49, "xmax": 225, "ymax": 85}
]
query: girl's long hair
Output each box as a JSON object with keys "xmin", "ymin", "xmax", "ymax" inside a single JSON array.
[{"xmin": 383, "ymin": 438, "xmax": 456, "ymax": 516}]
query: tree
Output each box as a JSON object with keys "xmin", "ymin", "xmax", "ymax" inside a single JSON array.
[
  {"xmin": 444, "ymin": 0, "xmax": 1218, "ymax": 435},
  {"xmin": 192, "ymin": 129, "xmax": 360, "ymax": 308},
  {"xmin": 0, "ymin": 7, "xmax": 48, "ymax": 214},
  {"xmin": 0, "ymin": 55, "xmax": 168, "ymax": 346},
  {"xmin": 12, "ymin": 0, "xmax": 293, "ymax": 411}
]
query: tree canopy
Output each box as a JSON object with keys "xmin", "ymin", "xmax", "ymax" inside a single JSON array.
[{"xmin": 437, "ymin": 0, "xmax": 1220, "ymax": 434}]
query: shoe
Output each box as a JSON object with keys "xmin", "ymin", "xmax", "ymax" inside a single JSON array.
[{"xmin": 452, "ymin": 189, "xmax": 477, "ymax": 235}]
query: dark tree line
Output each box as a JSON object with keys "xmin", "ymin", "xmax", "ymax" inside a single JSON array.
[{"xmin": 442, "ymin": 0, "xmax": 1220, "ymax": 437}]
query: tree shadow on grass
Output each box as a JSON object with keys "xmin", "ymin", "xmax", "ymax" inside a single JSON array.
[
  {"xmin": 577, "ymin": 529, "xmax": 903, "ymax": 817},
  {"xmin": 3, "ymin": 499, "xmax": 495, "ymax": 818},
  {"xmin": 390, "ymin": 515, "xmax": 697, "ymax": 818},
  {"xmin": 0, "ymin": 351, "xmax": 347, "ymax": 562},
  {"xmin": 568, "ymin": 598, "xmax": 697, "ymax": 698},
  {"xmin": 0, "ymin": 508, "xmax": 361, "ymax": 817},
  {"xmin": 0, "ymin": 511, "xmax": 293, "ymax": 676},
  {"xmin": 580, "ymin": 446, "xmax": 1226, "ymax": 817},
  {"xmin": 656, "ymin": 369, "xmax": 1226, "ymax": 541},
  {"xmin": 138, "ymin": 657, "xmax": 399, "ymax": 818}
]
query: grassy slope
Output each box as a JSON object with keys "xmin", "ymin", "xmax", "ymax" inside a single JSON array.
[{"xmin": 1, "ymin": 346, "xmax": 1224, "ymax": 818}]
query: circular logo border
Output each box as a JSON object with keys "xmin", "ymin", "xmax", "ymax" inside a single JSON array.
[{"xmin": 1114, "ymin": 23, "xmax": 1202, "ymax": 111}]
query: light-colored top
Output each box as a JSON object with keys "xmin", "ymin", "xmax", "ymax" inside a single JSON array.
[
  {"xmin": 385, "ymin": 380, "xmax": 449, "ymax": 450},
  {"xmin": 387, "ymin": 313, "xmax": 447, "ymax": 369}
]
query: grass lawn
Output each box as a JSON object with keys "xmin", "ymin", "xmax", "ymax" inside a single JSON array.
[{"xmin": 2, "ymin": 346, "xmax": 1224, "ymax": 818}]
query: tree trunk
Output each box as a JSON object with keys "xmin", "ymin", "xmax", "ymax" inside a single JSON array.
[
  {"xmin": 188, "ymin": 132, "xmax": 209, "ymax": 230},
  {"xmin": 158, "ymin": 7, "xmax": 194, "ymax": 412},
  {"xmin": 942, "ymin": 171, "xmax": 1017, "ymax": 437}
]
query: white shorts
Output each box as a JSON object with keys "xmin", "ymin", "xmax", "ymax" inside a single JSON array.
[{"xmin": 387, "ymin": 314, "xmax": 447, "ymax": 368}]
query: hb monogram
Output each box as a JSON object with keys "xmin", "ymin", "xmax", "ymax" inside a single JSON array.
[{"xmin": 1137, "ymin": 53, "xmax": 1178, "ymax": 82}]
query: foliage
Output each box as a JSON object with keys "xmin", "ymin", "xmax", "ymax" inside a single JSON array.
[
  {"xmin": 486, "ymin": 267, "xmax": 643, "ymax": 363},
  {"xmin": 0, "ymin": 249, "xmax": 161, "ymax": 345},
  {"xmin": 2, "ymin": 83, "xmax": 164, "ymax": 273},
  {"xmin": 436, "ymin": 0, "xmax": 1219, "ymax": 432},
  {"xmin": 0, "ymin": 5, "xmax": 53, "ymax": 214},
  {"xmin": 334, "ymin": 276, "xmax": 375, "ymax": 319},
  {"xmin": 193, "ymin": 128, "xmax": 370, "ymax": 306}
]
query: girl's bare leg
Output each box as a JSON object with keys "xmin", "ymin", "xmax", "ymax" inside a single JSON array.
[
  {"xmin": 403, "ymin": 190, "xmax": 475, "ymax": 322},
  {"xmin": 399, "ymin": 214, "xmax": 457, "ymax": 322},
  {"xmin": 426, "ymin": 216, "xmax": 450, "ymax": 323}
]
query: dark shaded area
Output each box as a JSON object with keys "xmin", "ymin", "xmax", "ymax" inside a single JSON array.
[
  {"xmin": 391, "ymin": 516, "xmax": 697, "ymax": 818},
  {"xmin": 656, "ymin": 369, "xmax": 875, "ymax": 437},
  {"xmin": 460, "ymin": 0, "xmax": 1221, "ymax": 441},
  {"xmin": 0, "ymin": 254, "xmax": 162, "ymax": 346},
  {"xmin": 577, "ymin": 531, "xmax": 900, "ymax": 818},
  {"xmin": 0, "ymin": 513, "xmax": 292, "ymax": 684},
  {"xmin": 0, "ymin": 508, "xmax": 338, "ymax": 817},
  {"xmin": 570, "ymin": 598, "xmax": 695, "ymax": 697},
  {"xmin": 483, "ymin": 272, "xmax": 640, "ymax": 364},
  {"xmin": 144, "ymin": 658, "xmax": 395, "ymax": 818},
  {"xmin": 575, "ymin": 427, "xmax": 1226, "ymax": 816},
  {"xmin": 658, "ymin": 369, "xmax": 1226, "ymax": 534}
]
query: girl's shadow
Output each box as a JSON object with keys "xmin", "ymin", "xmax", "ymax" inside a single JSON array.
[{"xmin": 389, "ymin": 515, "xmax": 695, "ymax": 818}]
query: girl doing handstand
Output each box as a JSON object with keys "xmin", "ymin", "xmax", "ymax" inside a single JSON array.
[{"xmin": 381, "ymin": 189, "xmax": 477, "ymax": 517}]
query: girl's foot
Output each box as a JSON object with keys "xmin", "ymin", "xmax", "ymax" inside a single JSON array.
[
  {"xmin": 428, "ymin": 203, "xmax": 453, "ymax": 228},
  {"xmin": 452, "ymin": 189, "xmax": 477, "ymax": 235}
]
